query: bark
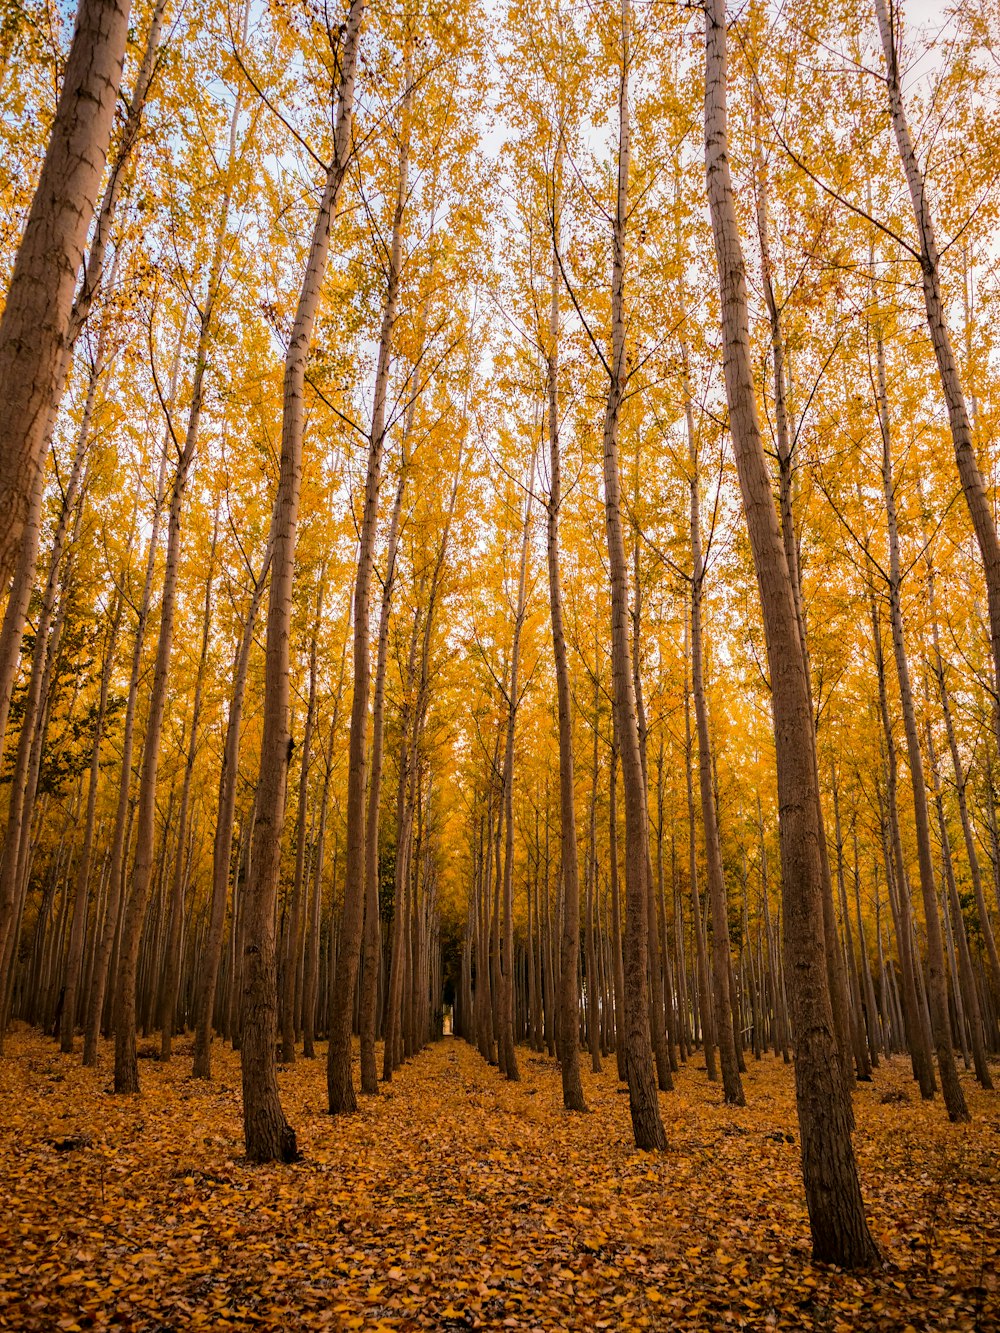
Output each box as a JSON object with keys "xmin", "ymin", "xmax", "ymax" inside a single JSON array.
[
  {"xmin": 684, "ymin": 354, "xmax": 743, "ymax": 1105},
  {"xmin": 875, "ymin": 0, "xmax": 1000, "ymax": 763},
  {"xmin": 360, "ymin": 450, "xmax": 408, "ymax": 1093},
  {"xmin": 160, "ymin": 531, "xmax": 216, "ymax": 1061},
  {"xmin": 608, "ymin": 738, "xmax": 626, "ymax": 1083},
  {"xmin": 685, "ymin": 638, "xmax": 717, "ymax": 1078},
  {"xmin": 926, "ymin": 710, "xmax": 993, "ymax": 1087},
  {"xmin": 192, "ymin": 539, "xmax": 271, "ymax": 1079},
  {"xmin": 241, "ymin": 0, "xmax": 363, "ymax": 1160},
  {"xmin": 497, "ymin": 457, "xmax": 534, "ymax": 1083},
  {"xmin": 599, "ymin": 0, "xmax": 665, "ymax": 1152},
  {"xmin": 83, "ymin": 429, "xmax": 170, "ymax": 1067},
  {"xmin": 280, "ymin": 579, "xmax": 323, "ymax": 1064},
  {"xmin": 328, "ymin": 56, "xmax": 410, "ymax": 1114},
  {"xmin": 870, "ymin": 586, "xmax": 935, "ymax": 1094},
  {"xmin": 114, "ymin": 164, "xmax": 235, "ymax": 1093},
  {"xmin": 0, "ymin": 0, "xmax": 132, "ymax": 589},
  {"xmin": 704, "ymin": 0, "xmax": 878, "ymax": 1267},
  {"xmin": 585, "ymin": 683, "xmax": 603, "ymax": 1075},
  {"xmin": 632, "ymin": 558, "xmax": 671, "ymax": 1093},
  {"xmin": 752, "ymin": 114, "xmax": 854, "ymax": 1086},
  {"xmin": 876, "ymin": 317, "xmax": 969, "ymax": 1122},
  {"xmin": 60, "ymin": 585, "xmax": 123, "ymax": 1052},
  {"xmin": 0, "ymin": 336, "xmax": 101, "ymax": 986}
]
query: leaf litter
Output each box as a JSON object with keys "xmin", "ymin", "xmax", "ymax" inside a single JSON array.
[{"xmin": 0, "ymin": 1029, "xmax": 997, "ymax": 1330}]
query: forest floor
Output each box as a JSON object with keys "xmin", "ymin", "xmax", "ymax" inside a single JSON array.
[{"xmin": 0, "ymin": 1030, "xmax": 997, "ymax": 1332}]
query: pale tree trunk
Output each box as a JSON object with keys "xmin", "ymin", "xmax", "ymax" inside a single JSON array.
[
  {"xmin": 328, "ymin": 63, "xmax": 411, "ymax": 1113},
  {"xmin": 384, "ymin": 611, "xmax": 422, "ymax": 1080},
  {"xmin": 752, "ymin": 115, "xmax": 854, "ymax": 1087},
  {"xmin": 0, "ymin": 333, "xmax": 102, "ymax": 989},
  {"xmin": 159, "ymin": 528, "xmax": 216, "ymax": 1061},
  {"xmin": 114, "ymin": 139, "xmax": 239, "ymax": 1093},
  {"xmin": 83, "ymin": 427, "xmax": 171, "ymax": 1067},
  {"xmin": 0, "ymin": 0, "xmax": 132, "ymax": 589},
  {"xmin": 876, "ymin": 339, "xmax": 969, "ymax": 1122},
  {"xmin": 925, "ymin": 553, "xmax": 1000, "ymax": 1011},
  {"xmin": 869, "ymin": 584, "xmax": 935, "ymax": 1094},
  {"xmin": 599, "ymin": 0, "xmax": 665, "ymax": 1152},
  {"xmin": 241, "ymin": 0, "xmax": 363, "ymax": 1161},
  {"xmin": 684, "ymin": 638, "xmax": 717, "ymax": 1077},
  {"xmin": 875, "ymin": 0, "xmax": 1000, "ymax": 764},
  {"xmin": 632, "ymin": 553, "xmax": 672, "ymax": 1093},
  {"xmin": 383, "ymin": 455, "xmax": 461, "ymax": 1077},
  {"xmin": 192, "ymin": 537, "xmax": 271, "ymax": 1079},
  {"xmin": 832, "ymin": 780, "xmax": 873, "ymax": 1080},
  {"xmin": 608, "ymin": 738, "xmax": 626, "ymax": 1083},
  {"xmin": 585, "ymin": 689, "xmax": 603, "ymax": 1075},
  {"xmin": 114, "ymin": 387, "xmax": 201, "ymax": 1092},
  {"xmin": 304, "ymin": 619, "xmax": 350, "ymax": 1057},
  {"xmin": 360, "ymin": 448, "xmax": 408, "ymax": 1092},
  {"xmin": 0, "ymin": 0, "xmax": 165, "ymax": 788},
  {"xmin": 61, "ymin": 585, "xmax": 124, "ymax": 1052},
  {"xmin": 497, "ymin": 455, "xmax": 534, "ymax": 1083},
  {"xmin": 925, "ymin": 709, "xmax": 993, "ymax": 1087},
  {"xmin": 280, "ymin": 577, "xmax": 323, "ymax": 1064},
  {"xmin": 685, "ymin": 378, "xmax": 743, "ymax": 1106},
  {"xmin": 704, "ymin": 0, "xmax": 878, "ymax": 1267}
]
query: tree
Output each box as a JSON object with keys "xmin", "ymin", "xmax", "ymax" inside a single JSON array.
[{"xmin": 703, "ymin": 0, "xmax": 879, "ymax": 1268}]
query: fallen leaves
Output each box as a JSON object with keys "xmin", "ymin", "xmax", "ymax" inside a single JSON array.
[{"xmin": 0, "ymin": 1029, "xmax": 997, "ymax": 1330}]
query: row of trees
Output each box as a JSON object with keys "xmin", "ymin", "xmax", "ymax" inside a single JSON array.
[{"xmin": 0, "ymin": 0, "xmax": 998, "ymax": 1269}]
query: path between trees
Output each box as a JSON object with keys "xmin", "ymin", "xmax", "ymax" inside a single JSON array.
[{"xmin": 0, "ymin": 1030, "xmax": 996, "ymax": 1329}]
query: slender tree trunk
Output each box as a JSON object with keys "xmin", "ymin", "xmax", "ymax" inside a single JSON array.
[
  {"xmin": 360, "ymin": 450, "xmax": 408, "ymax": 1093},
  {"xmin": 608, "ymin": 738, "xmax": 626, "ymax": 1083},
  {"xmin": 83, "ymin": 431, "xmax": 170, "ymax": 1066},
  {"xmin": 926, "ymin": 562, "xmax": 1000, "ymax": 1011},
  {"xmin": 241, "ymin": 0, "xmax": 363, "ymax": 1161},
  {"xmin": 685, "ymin": 638, "xmax": 717, "ymax": 1078},
  {"xmin": 876, "ymin": 319, "xmax": 969, "ymax": 1123},
  {"xmin": 328, "ymin": 59, "xmax": 410, "ymax": 1113},
  {"xmin": 280, "ymin": 579, "xmax": 323, "ymax": 1063},
  {"xmin": 704, "ymin": 0, "xmax": 878, "ymax": 1266},
  {"xmin": 926, "ymin": 710, "xmax": 993, "ymax": 1087},
  {"xmin": 632, "ymin": 560, "xmax": 672, "ymax": 1093},
  {"xmin": 685, "ymin": 367, "xmax": 743, "ymax": 1105},
  {"xmin": 597, "ymin": 0, "xmax": 665, "ymax": 1152},
  {"xmin": 61, "ymin": 586, "xmax": 123, "ymax": 1052},
  {"xmin": 160, "ymin": 534, "xmax": 216, "ymax": 1061},
  {"xmin": 875, "ymin": 0, "xmax": 1000, "ymax": 763},
  {"xmin": 497, "ymin": 458, "xmax": 534, "ymax": 1083},
  {"xmin": 585, "ymin": 685, "xmax": 602, "ymax": 1075},
  {"xmin": 192, "ymin": 540, "xmax": 271, "ymax": 1078}
]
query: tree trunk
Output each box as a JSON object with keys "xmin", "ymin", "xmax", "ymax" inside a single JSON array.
[
  {"xmin": 61, "ymin": 586, "xmax": 123, "ymax": 1052},
  {"xmin": 704, "ymin": 0, "xmax": 878, "ymax": 1267},
  {"xmin": 241, "ymin": 0, "xmax": 363, "ymax": 1160},
  {"xmin": 0, "ymin": 0, "xmax": 132, "ymax": 589},
  {"xmin": 160, "ymin": 531, "xmax": 216, "ymax": 1061},
  {"xmin": 598, "ymin": 0, "xmax": 665, "ymax": 1152},
  {"xmin": 875, "ymin": 0, "xmax": 1000, "ymax": 765},
  {"xmin": 192, "ymin": 539, "xmax": 271, "ymax": 1078},
  {"xmin": 876, "ymin": 317, "xmax": 969, "ymax": 1123},
  {"xmin": 328, "ymin": 57, "xmax": 410, "ymax": 1113},
  {"xmin": 360, "ymin": 450, "xmax": 408, "ymax": 1093},
  {"xmin": 685, "ymin": 358, "xmax": 743, "ymax": 1105}
]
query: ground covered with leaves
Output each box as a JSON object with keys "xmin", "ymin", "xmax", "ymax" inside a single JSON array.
[{"xmin": 0, "ymin": 1029, "xmax": 997, "ymax": 1331}]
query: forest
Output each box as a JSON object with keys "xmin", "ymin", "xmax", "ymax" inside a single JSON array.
[{"xmin": 0, "ymin": 0, "xmax": 998, "ymax": 1326}]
